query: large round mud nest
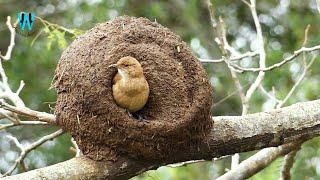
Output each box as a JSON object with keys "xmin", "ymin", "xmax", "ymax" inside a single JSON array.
[{"xmin": 54, "ymin": 16, "xmax": 213, "ymax": 161}]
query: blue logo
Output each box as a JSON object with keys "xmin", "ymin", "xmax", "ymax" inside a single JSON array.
[{"xmin": 17, "ymin": 12, "xmax": 36, "ymax": 31}]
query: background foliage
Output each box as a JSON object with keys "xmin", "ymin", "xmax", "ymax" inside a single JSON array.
[{"xmin": 0, "ymin": 0, "xmax": 319, "ymax": 179}]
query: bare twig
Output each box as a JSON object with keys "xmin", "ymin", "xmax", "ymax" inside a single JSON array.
[
  {"xmin": 281, "ymin": 147, "xmax": 301, "ymax": 180},
  {"xmin": 228, "ymin": 45, "xmax": 320, "ymax": 72},
  {"xmin": 0, "ymin": 16, "xmax": 59, "ymax": 178},
  {"xmin": 230, "ymin": 0, "xmax": 267, "ymax": 168},
  {"xmin": 0, "ymin": 16, "xmax": 56, "ymax": 125},
  {"xmin": 1, "ymin": 129, "xmax": 64, "ymax": 177},
  {"xmin": 199, "ymin": 51, "xmax": 259, "ymax": 63},
  {"xmin": 71, "ymin": 138, "xmax": 82, "ymax": 157},
  {"xmin": 220, "ymin": 23, "xmax": 317, "ymax": 179},
  {"xmin": 219, "ymin": 18, "xmax": 248, "ymax": 115},
  {"xmin": 231, "ymin": 0, "xmax": 266, "ymax": 167},
  {"xmin": 167, "ymin": 160, "xmax": 205, "ymax": 168},
  {"xmin": 212, "ymin": 0, "xmax": 266, "ymax": 173},
  {"xmin": 245, "ymin": 0, "xmax": 266, "ymax": 102},
  {"xmin": 241, "ymin": 0, "xmax": 251, "ymax": 7},
  {"xmin": 206, "ymin": 2, "xmax": 247, "ymax": 115},
  {"xmin": 0, "ymin": 16, "xmax": 27, "ymax": 116},
  {"xmin": 279, "ymin": 25, "xmax": 313, "ymax": 179},
  {"xmin": 212, "ymin": 83, "xmax": 251, "ymax": 108},
  {"xmin": 226, "ymin": 54, "xmax": 315, "ymax": 178},
  {"xmin": 0, "ymin": 101, "xmax": 56, "ymax": 123},
  {"xmin": 0, "ymin": 16, "xmax": 15, "ymax": 61},
  {"xmin": 0, "ymin": 121, "xmax": 47, "ymax": 131},
  {"xmin": 216, "ymin": 141, "xmax": 305, "ymax": 180},
  {"xmin": 36, "ymin": 16, "xmax": 82, "ymax": 36},
  {"xmin": 206, "ymin": 0, "xmax": 247, "ymax": 168},
  {"xmin": 16, "ymin": 81, "xmax": 25, "ymax": 95},
  {"xmin": 276, "ymin": 25, "xmax": 315, "ymax": 108},
  {"xmin": 259, "ymin": 85, "xmax": 281, "ymax": 104},
  {"xmin": 0, "ymin": 110, "xmax": 20, "ymax": 123}
]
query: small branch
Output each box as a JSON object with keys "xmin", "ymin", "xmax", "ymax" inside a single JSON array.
[
  {"xmin": 278, "ymin": 24, "xmax": 313, "ymax": 178},
  {"xmin": 0, "ymin": 121, "xmax": 48, "ymax": 131},
  {"xmin": 1, "ymin": 129, "xmax": 64, "ymax": 177},
  {"xmin": 259, "ymin": 85, "xmax": 281, "ymax": 104},
  {"xmin": 231, "ymin": 154, "xmax": 240, "ymax": 169},
  {"xmin": 228, "ymin": 45, "xmax": 320, "ymax": 72},
  {"xmin": 166, "ymin": 160, "xmax": 205, "ymax": 168},
  {"xmin": 219, "ymin": 18, "xmax": 248, "ymax": 114},
  {"xmin": 0, "ymin": 16, "xmax": 55, "ymax": 126},
  {"xmin": 0, "ymin": 14, "xmax": 59, "ymax": 179},
  {"xmin": 0, "ymin": 101, "xmax": 56, "ymax": 124},
  {"xmin": 241, "ymin": 0, "xmax": 251, "ymax": 7},
  {"xmin": 277, "ymin": 25, "xmax": 312, "ymax": 106},
  {"xmin": 216, "ymin": 141, "xmax": 304, "ymax": 180},
  {"xmin": 0, "ymin": 58, "xmax": 9, "ymax": 87},
  {"xmin": 71, "ymin": 138, "xmax": 82, "ymax": 157},
  {"xmin": 281, "ymin": 146, "xmax": 301, "ymax": 180},
  {"xmin": 220, "ymin": 54, "xmax": 316, "ymax": 178},
  {"xmin": 212, "ymin": 83, "xmax": 251, "ymax": 108},
  {"xmin": 16, "ymin": 81, "xmax": 25, "ymax": 95},
  {"xmin": 216, "ymin": 22, "xmax": 314, "ymax": 179},
  {"xmin": 0, "ymin": 110, "xmax": 20, "ymax": 123},
  {"xmin": 206, "ymin": 0, "xmax": 247, "ymax": 167},
  {"xmin": 36, "ymin": 17, "xmax": 81, "ymax": 35},
  {"xmin": 0, "ymin": 16, "xmax": 15, "ymax": 61},
  {"xmin": 199, "ymin": 51, "xmax": 259, "ymax": 63},
  {"xmin": 244, "ymin": 0, "xmax": 266, "ymax": 102},
  {"xmin": 277, "ymin": 26, "xmax": 315, "ymax": 108}
]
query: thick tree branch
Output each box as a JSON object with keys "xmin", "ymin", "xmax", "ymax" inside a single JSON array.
[{"xmin": 4, "ymin": 99, "xmax": 320, "ymax": 179}]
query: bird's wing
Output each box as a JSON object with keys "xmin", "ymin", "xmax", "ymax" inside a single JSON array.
[{"xmin": 113, "ymin": 73, "xmax": 121, "ymax": 84}]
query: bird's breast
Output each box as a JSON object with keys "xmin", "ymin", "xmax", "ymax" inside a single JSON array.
[
  {"xmin": 119, "ymin": 77, "xmax": 148, "ymax": 96},
  {"xmin": 112, "ymin": 75, "xmax": 149, "ymax": 112}
]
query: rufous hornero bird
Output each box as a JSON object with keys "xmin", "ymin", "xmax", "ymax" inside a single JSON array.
[{"xmin": 109, "ymin": 56, "xmax": 149, "ymax": 119}]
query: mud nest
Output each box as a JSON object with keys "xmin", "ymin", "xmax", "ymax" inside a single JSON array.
[{"xmin": 54, "ymin": 16, "xmax": 213, "ymax": 161}]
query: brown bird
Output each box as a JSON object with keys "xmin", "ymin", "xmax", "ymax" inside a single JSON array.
[{"xmin": 109, "ymin": 56, "xmax": 149, "ymax": 114}]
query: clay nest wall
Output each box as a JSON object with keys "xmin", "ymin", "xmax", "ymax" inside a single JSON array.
[{"xmin": 53, "ymin": 16, "xmax": 213, "ymax": 161}]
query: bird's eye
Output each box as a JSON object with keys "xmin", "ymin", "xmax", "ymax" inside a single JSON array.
[{"xmin": 125, "ymin": 64, "xmax": 129, "ymax": 67}]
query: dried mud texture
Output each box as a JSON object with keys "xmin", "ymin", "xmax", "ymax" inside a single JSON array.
[{"xmin": 54, "ymin": 16, "xmax": 213, "ymax": 161}]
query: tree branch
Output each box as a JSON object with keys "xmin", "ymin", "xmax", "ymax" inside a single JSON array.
[
  {"xmin": 0, "ymin": 101, "xmax": 56, "ymax": 124},
  {"xmin": 216, "ymin": 141, "xmax": 303, "ymax": 180},
  {"xmin": 0, "ymin": 121, "xmax": 48, "ymax": 131},
  {"xmin": 1, "ymin": 129, "xmax": 64, "ymax": 177},
  {"xmin": 281, "ymin": 145, "xmax": 301, "ymax": 180},
  {"xmin": 0, "ymin": 16, "xmax": 15, "ymax": 61},
  {"xmin": 227, "ymin": 45, "xmax": 320, "ymax": 72},
  {"xmin": 4, "ymin": 99, "xmax": 320, "ymax": 179},
  {"xmin": 198, "ymin": 51, "xmax": 259, "ymax": 63}
]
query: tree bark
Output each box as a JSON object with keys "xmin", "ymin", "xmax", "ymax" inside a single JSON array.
[{"xmin": 4, "ymin": 99, "xmax": 320, "ymax": 179}]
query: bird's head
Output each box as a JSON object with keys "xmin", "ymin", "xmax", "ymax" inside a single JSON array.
[{"xmin": 109, "ymin": 56, "xmax": 144, "ymax": 78}]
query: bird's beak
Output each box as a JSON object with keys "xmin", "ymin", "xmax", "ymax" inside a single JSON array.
[{"xmin": 108, "ymin": 64, "xmax": 118, "ymax": 68}]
